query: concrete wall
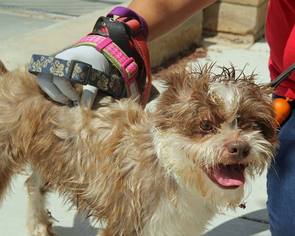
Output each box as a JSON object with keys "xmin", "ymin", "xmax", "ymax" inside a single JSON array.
[
  {"xmin": 149, "ymin": 12, "xmax": 203, "ymax": 67},
  {"xmin": 0, "ymin": 7, "xmax": 203, "ymax": 70},
  {"xmin": 0, "ymin": 1, "xmax": 268, "ymax": 70},
  {"xmin": 203, "ymin": 0, "xmax": 268, "ymax": 44}
]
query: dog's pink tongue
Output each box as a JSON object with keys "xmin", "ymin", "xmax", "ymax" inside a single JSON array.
[{"xmin": 212, "ymin": 165, "xmax": 245, "ymax": 187}]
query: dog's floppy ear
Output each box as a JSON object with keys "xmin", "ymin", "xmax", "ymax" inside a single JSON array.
[{"xmin": 0, "ymin": 60, "xmax": 8, "ymax": 75}]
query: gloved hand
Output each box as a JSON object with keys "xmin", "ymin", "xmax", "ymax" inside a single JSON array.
[
  {"xmin": 36, "ymin": 45, "xmax": 111, "ymax": 107},
  {"xmin": 35, "ymin": 6, "xmax": 152, "ymax": 107}
]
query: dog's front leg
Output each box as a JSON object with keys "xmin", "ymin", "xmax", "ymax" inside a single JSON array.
[{"xmin": 26, "ymin": 170, "xmax": 55, "ymax": 236}]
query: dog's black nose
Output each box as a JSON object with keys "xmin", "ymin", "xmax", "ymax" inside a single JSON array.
[{"xmin": 226, "ymin": 141, "xmax": 251, "ymax": 159}]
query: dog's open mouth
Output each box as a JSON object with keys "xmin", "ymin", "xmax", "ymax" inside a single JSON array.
[{"xmin": 205, "ymin": 164, "xmax": 246, "ymax": 189}]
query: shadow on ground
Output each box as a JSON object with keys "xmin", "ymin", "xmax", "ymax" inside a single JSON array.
[
  {"xmin": 204, "ymin": 209, "xmax": 269, "ymax": 236},
  {"xmin": 54, "ymin": 213, "xmax": 100, "ymax": 236},
  {"xmin": 53, "ymin": 209, "xmax": 269, "ymax": 236}
]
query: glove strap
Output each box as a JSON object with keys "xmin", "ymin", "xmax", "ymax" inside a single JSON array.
[
  {"xmin": 108, "ymin": 7, "xmax": 151, "ymax": 107},
  {"xmin": 76, "ymin": 35, "xmax": 139, "ymax": 99},
  {"xmin": 92, "ymin": 7, "xmax": 152, "ymax": 107}
]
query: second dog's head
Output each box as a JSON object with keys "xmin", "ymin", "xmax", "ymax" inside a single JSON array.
[{"xmin": 153, "ymin": 66, "xmax": 277, "ymax": 208}]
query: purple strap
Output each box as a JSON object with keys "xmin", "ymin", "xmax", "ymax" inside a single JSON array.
[{"xmin": 107, "ymin": 6, "xmax": 149, "ymax": 39}]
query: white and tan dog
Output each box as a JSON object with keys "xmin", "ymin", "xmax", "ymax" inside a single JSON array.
[{"xmin": 0, "ymin": 62, "xmax": 276, "ymax": 236}]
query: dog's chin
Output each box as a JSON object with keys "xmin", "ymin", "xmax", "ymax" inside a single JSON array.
[{"xmin": 203, "ymin": 164, "xmax": 246, "ymax": 189}]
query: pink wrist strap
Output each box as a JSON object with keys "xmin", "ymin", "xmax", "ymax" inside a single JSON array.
[{"xmin": 76, "ymin": 34, "xmax": 139, "ymax": 99}]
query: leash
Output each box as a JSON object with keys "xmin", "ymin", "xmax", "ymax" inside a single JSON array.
[
  {"xmin": 270, "ymin": 63, "xmax": 295, "ymax": 88},
  {"xmin": 29, "ymin": 53, "xmax": 126, "ymax": 99},
  {"xmin": 270, "ymin": 63, "xmax": 295, "ymax": 125},
  {"xmin": 29, "ymin": 33, "xmax": 139, "ymax": 100}
]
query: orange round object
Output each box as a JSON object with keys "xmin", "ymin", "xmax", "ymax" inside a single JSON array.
[{"xmin": 272, "ymin": 98, "xmax": 291, "ymax": 125}]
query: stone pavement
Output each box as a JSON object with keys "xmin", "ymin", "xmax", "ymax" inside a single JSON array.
[
  {"xmin": 0, "ymin": 1, "xmax": 272, "ymax": 235},
  {"xmin": 0, "ymin": 0, "xmax": 125, "ymax": 41}
]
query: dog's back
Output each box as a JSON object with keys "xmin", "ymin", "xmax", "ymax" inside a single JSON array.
[
  {"xmin": 0, "ymin": 63, "xmax": 57, "ymax": 200},
  {"xmin": 0, "ymin": 62, "xmax": 173, "ymax": 236}
]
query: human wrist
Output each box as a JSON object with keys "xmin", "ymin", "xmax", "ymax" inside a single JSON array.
[
  {"xmin": 89, "ymin": 7, "xmax": 152, "ymax": 106},
  {"xmin": 107, "ymin": 6, "xmax": 149, "ymax": 40}
]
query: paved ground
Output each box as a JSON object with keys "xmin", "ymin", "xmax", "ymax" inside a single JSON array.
[
  {"xmin": 0, "ymin": 0, "xmax": 125, "ymax": 40},
  {"xmin": 0, "ymin": 1, "xmax": 272, "ymax": 235},
  {"xmin": 0, "ymin": 0, "xmax": 124, "ymax": 16}
]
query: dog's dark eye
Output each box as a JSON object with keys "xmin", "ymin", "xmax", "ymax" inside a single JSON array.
[
  {"xmin": 246, "ymin": 121, "xmax": 274, "ymax": 140},
  {"xmin": 254, "ymin": 122, "xmax": 274, "ymax": 139},
  {"xmin": 241, "ymin": 121, "xmax": 261, "ymax": 132},
  {"xmin": 250, "ymin": 122, "xmax": 260, "ymax": 129},
  {"xmin": 200, "ymin": 120, "xmax": 214, "ymax": 132}
]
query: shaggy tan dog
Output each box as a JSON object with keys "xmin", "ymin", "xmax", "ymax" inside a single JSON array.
[{"xmin": 0, "ymin": 62, "xmax": 276, "ymax": 236}]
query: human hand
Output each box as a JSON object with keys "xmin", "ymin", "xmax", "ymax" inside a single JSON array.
[
  {"xmin": 36, "ymin": 45, "xmax": 111, "ymax": 107},
  {"xmin": 33, "ymin": 6, "xmax": 152, "ymax": 107}
]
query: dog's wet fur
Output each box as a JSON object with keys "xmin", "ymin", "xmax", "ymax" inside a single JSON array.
[{"xmin": 0, "ymin": 61, "xmax": 277, "ymax": 236}]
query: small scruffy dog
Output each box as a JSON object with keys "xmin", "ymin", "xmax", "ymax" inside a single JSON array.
[{"xmin": 0, "ymin": 62, "xmax": 276, "ymax": 236}]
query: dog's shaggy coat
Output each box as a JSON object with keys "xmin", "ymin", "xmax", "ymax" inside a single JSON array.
[{"xmin": 0, "ymin": 62, "xmax": 276, "ymax": 236}]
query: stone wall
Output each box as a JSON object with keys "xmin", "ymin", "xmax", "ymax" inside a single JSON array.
[
  {"xmin": 203, "ymin": 0, "xmax": 268, "ymax": 44},
  {"xmin": 1, "ymin": 1, "xmax": 268, "ymax": 70},
  {"xmin": 149, "ymin": 0, "xmax": 268, "ymax": 67},
  {"xmin": 149, "ymin": 12, "xmax": 203, "ymax": 67}
]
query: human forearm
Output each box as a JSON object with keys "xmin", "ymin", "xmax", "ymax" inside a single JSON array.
[{"xmin": 128, "ymin": 0, "xmax": 217, "ymax": 41}]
